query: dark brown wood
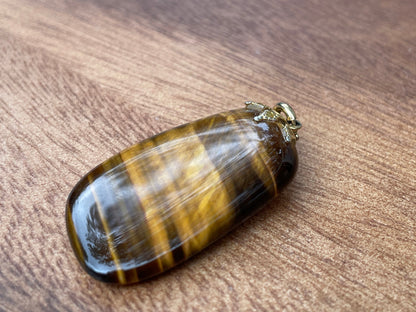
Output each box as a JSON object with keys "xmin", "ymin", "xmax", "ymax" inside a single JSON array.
[{"xmin": 1, "ymin": 0, "xmax": 415, "ymax": 310}]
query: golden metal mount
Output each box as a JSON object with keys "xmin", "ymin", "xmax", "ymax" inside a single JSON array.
[{"xmin": 245, "ymin": 101, "xmax": 302, "ymax": 140}]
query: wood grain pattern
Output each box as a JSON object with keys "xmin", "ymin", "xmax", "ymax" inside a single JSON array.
[{"xmin": 1, "ymin": 0, "xmax": 415, "ymax": 310}]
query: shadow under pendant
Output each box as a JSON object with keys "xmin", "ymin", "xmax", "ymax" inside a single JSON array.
[{"xmin": 66, "ymin": 101, "xmax": 301, "ymax": 285}]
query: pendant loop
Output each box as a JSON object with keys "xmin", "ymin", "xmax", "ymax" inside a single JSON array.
[
  {"xmin": 274, "ymin": 102, "xmax": 302, "ymax": 140},
  {"xmin": 245, "ymin": 101, "xmax": 302, "ymax": 140}
]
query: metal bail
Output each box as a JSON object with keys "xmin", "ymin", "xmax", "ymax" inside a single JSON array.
[
  {"xmin": 274, "ymin": 102, "xmax": 302, "ymax": 140},
  {"xmin": 245, "ymin": 101, "xmax": 302, "ymax": 140}
]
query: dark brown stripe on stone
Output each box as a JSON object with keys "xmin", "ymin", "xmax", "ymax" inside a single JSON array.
[
  {"xmin": 248, "ymin": 117, "xmax": 298, "ymax": 191},
  {"xmin": 193, "ymin": 112, "xmax": 273, "ymax": 231},
  {"xmin": 100, "ymin": 153, "xmax": 160, "ymax": 283},
  {"xmin": 147, "ymin": 135, "xmax": 186, "ymax": 265}
]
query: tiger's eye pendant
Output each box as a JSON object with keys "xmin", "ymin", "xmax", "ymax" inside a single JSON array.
[{"xmin": 66, "ymin": 101, "xmax": 301, "ymax": 285}]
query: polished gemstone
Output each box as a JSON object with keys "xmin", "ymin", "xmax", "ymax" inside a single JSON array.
[{"xmin": 66, "ymin": 106, "xmax": 298, "ymax": 285}]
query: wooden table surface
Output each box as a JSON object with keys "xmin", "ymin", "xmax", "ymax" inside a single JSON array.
[{"xmin": 1, "ymin": 0, "xmax": 415, "ymax": 311}]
